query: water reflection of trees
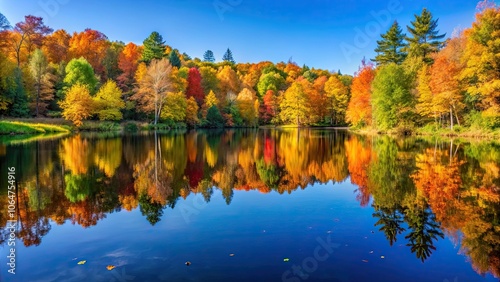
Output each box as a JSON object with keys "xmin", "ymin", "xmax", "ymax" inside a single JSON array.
[{"xmin": 0, "ymin": 130, "xmax": 500, "ymax": 277}]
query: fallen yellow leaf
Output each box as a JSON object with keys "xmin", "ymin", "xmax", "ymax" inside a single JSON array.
[
  {"xmin": 77, "ymin": 260, "xmax": 86, "ymax": 265},
  {"xmin": 106, "ymin": 265, "xmax": 116, "ymax": 271}
]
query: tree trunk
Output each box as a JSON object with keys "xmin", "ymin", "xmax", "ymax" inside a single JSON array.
[
  {"xmin": 453, "ymin": 105, "xmax": 460, "ymax": 126},
  {"xmin": 36, "ymin": 83, "xmax": 40, "ymax": 117},
  {"xmin": 450, "ymin": 107, "xmax": 454, "ymax": 130}
]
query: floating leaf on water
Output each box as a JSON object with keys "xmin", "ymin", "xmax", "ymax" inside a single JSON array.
[
  {"xmin": 326, "ymin": 231, "xmax": 332, "ymax": 234},
  {"xmin": 283, "ymin": 258, "xmax": 290, "ymax": 262},
  {"xmin": 229, "ymin": 254, "xmax": 235, "ymax": 257},
  {"xmin": 362, "ymin": 260, "xmax": 369, "ymax": 263},
  {"xmin": 77, "ymin": 260, "xmax": 86, "ymax": 265},
  {"xmin": 106, "ymin": 265, "xmax": 115, "ymax": 271},
  {"xmin": 381, "ymin": 256, "xmax": 385, "ymax": 259},
  {"xmin": 369, "ymin": 251, "xmax": 374, "ymax": 254}
]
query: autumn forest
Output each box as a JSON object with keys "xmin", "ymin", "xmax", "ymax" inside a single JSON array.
[{"xmin": 0, "ymin": 1, "xmax": 498, "ymax": 134}]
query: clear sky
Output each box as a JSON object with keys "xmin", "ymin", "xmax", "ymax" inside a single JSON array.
[{"xmin": 0, "ymin": 0, "xmax": 484, "ymax": 75}]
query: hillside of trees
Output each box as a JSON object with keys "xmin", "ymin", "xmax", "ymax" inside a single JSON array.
[{"xmin": 0, "ymin": 0, "xmax": 498, "ymax": 132}]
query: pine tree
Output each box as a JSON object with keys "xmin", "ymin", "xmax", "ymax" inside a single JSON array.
[
  {"xmin": 373, "ymin": 21, "xmax": 407, "ymax": 65},
  {"xmin": 141, "ymin": 32, "xmax": 166, "ymax": 65},
  {"xmin": 0, "ymin": 12, "xmax": 10, "ymax": 30},
  {"xmin": 168, "ymin": 50, "xmax": 181, "ymax": 68},
  {"xmin": 222, "ymin": 48, "xmax": 235, "ymax": 64},
  {"xmin": 203, "ymin": 50, "xmax": 215, "ymax": 62},
  {"xmin": 8, "ymin": 68, "xmax": 29, "ymax": 117},
  {"xmin": 406, "ymin": 8, "xmax": 446, "ymax": 63}
]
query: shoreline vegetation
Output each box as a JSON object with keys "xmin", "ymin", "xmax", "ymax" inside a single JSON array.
[
  {"xmin": 1, "ymin": 119, "xmax": 499, "ymax": 142},
  {"xmin": 0, "ymin": 2, "xmax": 499, "ymax": 139}
]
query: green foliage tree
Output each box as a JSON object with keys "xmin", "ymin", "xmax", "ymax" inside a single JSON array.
[
  {"xmin": 0, "ymin": 12, "xmax": 11, "ymax": 30},
  {"xmin": 8, "ymin": 68, "xmax": 29, "ymax": 117},
  {"xmin": 222, "ymin": 48, "xmax": 235, "ymax": 64},
  {"xmin": 203, "ymin": 50, "xmax": 215, "ymax": 63},
  {"xmin": 64, "ymin": 58, "xmax": 98, "ymax": 92},
  {"xmin": 29, "ymin": 49, "xmax": 48, "ymax": 116},
  {"xmin": 141, "ymin": 31, "xmax": 166, "ymax": 65},
  {"xmin": 205, "ymin": 105, "xmax": 224, "ymax": 128},
  {"xmin": 168, "ymin": 50, "xmax": 181, "ymax": 68},
  {"xmin": 406, "ymin": 8, "xmax": 446, "ymax": 63},
  {"xmin": 257, "ymin": 71, "xmax": 285, "ymax": 97},
  {"xmin": 373, "ymin": 21, "xmax": 407, "ymax": 65},
  {"xmin": 372, "ymin": 63, "xmax": 414, "ymax": 130}
]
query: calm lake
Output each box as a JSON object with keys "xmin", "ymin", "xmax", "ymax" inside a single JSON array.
[{"xmin": 1, "ymin": 129, "xmax": 499, "ymax": 282}]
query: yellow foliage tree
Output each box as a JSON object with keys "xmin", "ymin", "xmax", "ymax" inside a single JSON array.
[
  {"xmin": 186, "ymin": 96, "xmax": 199, "ymax": 126},
  {"xmin": 94, "ymin": 80, "xmax": 125, "ymax": 121},
  {"xmin": 59, "ymin": 83, "xmax": 94, "ymax": 126},
  {"xmin": 161, "ymin": 92, "xmax": 187, "ymax": 122},
  {"xmin": 324, "ymin": 75, "xmax": 349, "ymax": 125}
]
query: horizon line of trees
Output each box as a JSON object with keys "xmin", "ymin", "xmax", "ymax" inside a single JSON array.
[{"xmin": 0, "ymin": 0, "xmax": 498, "ymax": 131}]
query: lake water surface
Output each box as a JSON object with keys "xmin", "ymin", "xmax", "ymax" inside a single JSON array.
[{"xmin": 1, "ymin": 129, "xmax": 499, "ymax": 282}]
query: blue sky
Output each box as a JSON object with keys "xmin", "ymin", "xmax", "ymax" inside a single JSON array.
[{"xmin": 0, "ymin": 0, "xmax": 483, "ymax": 74}]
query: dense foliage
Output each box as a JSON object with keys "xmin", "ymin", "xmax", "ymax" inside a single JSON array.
[{"xmin": 0, "ymin": 1, "xmax": 498, "ymax": 132}]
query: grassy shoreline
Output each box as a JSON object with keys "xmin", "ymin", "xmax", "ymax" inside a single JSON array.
[
  {"xmin": 1, "ymin": 119, "xmax": 498, "ymax": 139},
  {"xmin": 351, "ymin": 126, "xmax": 500, "ymax": 139}
]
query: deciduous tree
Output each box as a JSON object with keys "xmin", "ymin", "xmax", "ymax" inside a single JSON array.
[
  {"xmin": 11, "ymin": 15, "xmax": 53, "ymax": 66},
  {"xmin": 280, "ymin": 81, "xmax": 309, "ymax": 125},
  {"xmin": 131, "ymin": 58, "xmax": 174, "ymax": 124},
  {"xmin": 69, "ymin": 29, "xmax": 109, "ymax": 78},
  {"xmin": 59, "ymin": 83, "xmax": 94, "ymax": 126},
  {"xmin": 29, "ymin": 49, "xmax": 48, "ymax": 116},
  {"xmin": 186, "ymin": 67, "xmax": 204, "ymax": 106},
  {"xmin": 93, "ymin": 80, "xmax": 125, "ymax": 121},
  {"xmin": 64, "ymin": 57, "xmax": 98, "ymax": 92},
  {"xmin": 346, "ymin": 62, "xmax": 375, "ymax": 127}
]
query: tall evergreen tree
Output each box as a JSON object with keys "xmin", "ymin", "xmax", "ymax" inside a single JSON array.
[
  {"xmin": 373, "ymin": 21, "xmax": 407, "ymax": 65},
  {"xmin": 0, "ymin": 12, "xmax": 10, "ymax": 30},
  {"xmin": 141, "ymin": 31, "xmax": 166, "ymax": 65},
  {"xmin": 8, "ymin": 68, "xmax": 29, "ymax": 117},
  {"xmin": 405, "ymin": 8, "xmax": 446, "ymax": 63},
  {"xmin": 168, "ymin": 50, "xmax": 181, "ymax": 68},
  {"xmin": 203, "ymin": 50, "xmax": 215, "ymax": 62},
  {"xmin": 222, "ymin": 48, "xmax": 235, "ymax": 64}
]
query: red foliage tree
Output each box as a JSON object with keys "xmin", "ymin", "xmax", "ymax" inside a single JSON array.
[{"xmin": 186, "ymin": 67, "xmax": 204, "ymax": 106}]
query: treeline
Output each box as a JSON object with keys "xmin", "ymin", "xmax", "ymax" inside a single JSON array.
[
  {"xmin": 348, "ymin": 1, "xmax": 500, "ymax": 133},
  {"xmin": 0, "ymin": 1, "xmax": 498, "ymax": 131}
]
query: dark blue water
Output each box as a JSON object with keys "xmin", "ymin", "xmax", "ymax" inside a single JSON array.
[{"xmin": 0, "ymin": 129, "xmax": 499, "ymax": 281}]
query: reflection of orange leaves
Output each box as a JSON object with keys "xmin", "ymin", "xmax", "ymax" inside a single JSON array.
[
  {"xmin": 67, "ymin": 201, "xmax": 105, "ymax": 228},
  {"xmin": 60, "ymin": 136, "xmax": 91, "ymax": 174},
  {"xmin": 119, "ymin": 194, "xmax": 138, "ymax": 211},
  {"xmin": 412, "ymin": 148, "xmax": 462, "ymax": 225},
  {"xmin": 345, "ymin": 137, "xmax": 373, "ymax": 206}
]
